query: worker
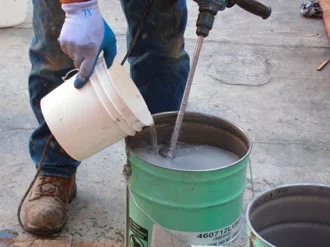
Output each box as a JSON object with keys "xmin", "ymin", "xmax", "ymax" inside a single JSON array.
[{"xmin": 22, "ymin": 0, "xmax": 189, "ymax": 235}]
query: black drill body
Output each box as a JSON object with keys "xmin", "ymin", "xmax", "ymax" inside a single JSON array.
[{"xmin": 193, "ymin": 0, "xmax": 271, "ymax": 37}]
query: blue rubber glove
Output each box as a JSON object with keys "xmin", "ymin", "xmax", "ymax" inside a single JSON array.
[{"xmin": 59, "ymin": 0, "xmax": 117, "ymax": 88}]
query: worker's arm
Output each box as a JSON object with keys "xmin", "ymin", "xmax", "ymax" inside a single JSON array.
[{"xmin": 59, "ymin": 0, "xmax": 117, "ymax": 89}]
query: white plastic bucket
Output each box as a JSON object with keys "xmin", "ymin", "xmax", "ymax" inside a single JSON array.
[
  {"xmin": 0, "ymin": 0, "xmax": 28, "ymax": 28},
  {"xmin": 41, "ymin": 56, "xmax": 153, "ymax": 161}
]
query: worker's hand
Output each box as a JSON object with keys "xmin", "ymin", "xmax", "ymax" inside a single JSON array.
[{"xmin": 59, "ymin": 0, "xmax": 116, "ymax": 89}]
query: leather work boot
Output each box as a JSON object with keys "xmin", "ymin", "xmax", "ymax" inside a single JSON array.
[{"xmin": 22, "ymin": 175, "xmax": 77, "ymax": 235}]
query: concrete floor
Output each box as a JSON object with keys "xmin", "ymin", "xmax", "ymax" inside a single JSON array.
[{"xmin": 0, "ymin": 0, "xmax": 330, "ymax": 246}]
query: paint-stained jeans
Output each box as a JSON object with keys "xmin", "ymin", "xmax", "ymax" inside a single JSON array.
[{"xmin": 29, "ymin": 0, "xmax": 190, "ymax": 178}]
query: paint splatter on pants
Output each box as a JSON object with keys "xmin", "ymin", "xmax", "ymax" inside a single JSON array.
[{"xmin": 29, "ymin": 0, "xmax": 189, "ymax": 178}]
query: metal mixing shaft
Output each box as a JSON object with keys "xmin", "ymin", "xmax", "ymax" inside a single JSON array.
[
  {"xmin": 167, "ymin": 0, "xmax": 226, "ymax": 159},
  {"xmin": 167, "ymin": 0, "xmax": 272, "ymax": 159},
  {"xmin": 167, "ymin": 36, "xmax": 204, "ymax": 159}
]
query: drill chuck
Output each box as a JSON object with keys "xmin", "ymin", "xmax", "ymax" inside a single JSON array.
[
  {"xmin": 194, "ymin": 0, "xmax": 227, "ymax": 37},
  {"xmin": 196, "ymin": 11, "xmax": 215, "ymax": 37}
]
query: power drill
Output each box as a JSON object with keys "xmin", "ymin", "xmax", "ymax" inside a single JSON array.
[{"xmin": 194, "ymin": 0, "xmax": 272, "ymax": 37}]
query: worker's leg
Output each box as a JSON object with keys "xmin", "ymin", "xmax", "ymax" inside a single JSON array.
[
  {"xmin": 120, "ymin": 0, "xmax": 190, "ymax": 114},
  {"xmin": 29, "ymin": 0, "xmax": 80, "ymax": 178},
  {"xmin": 22, "ymin": 0, "xmax": 78, "ymax": 234}
]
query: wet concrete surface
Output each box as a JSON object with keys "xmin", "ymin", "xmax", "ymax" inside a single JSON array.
[{"xmin": 0, "ymin": 0, "xmax": 329, "ymax": 246}]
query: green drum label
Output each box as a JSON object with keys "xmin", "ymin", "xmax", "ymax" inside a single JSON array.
[
  {"xmin": 129, "ymin": 218, "xmax": 149, "ymax": 247},
  {"xmin": 151, "ymin": 218, "xmax": 241, "ymax": 247}
]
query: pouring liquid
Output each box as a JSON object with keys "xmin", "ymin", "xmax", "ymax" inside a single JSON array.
[{"xmin": 149, "ymin": 124, "xmax": 158, "ymax": 154}]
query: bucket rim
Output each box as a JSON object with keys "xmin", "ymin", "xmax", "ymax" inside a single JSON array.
[
  {"xmin": 246, "ymin": 183, "xmax": 330, "ymax": 247},
  {"xmin": 126, "ymin": 111, "xmax": 252, "ymax": 172}
]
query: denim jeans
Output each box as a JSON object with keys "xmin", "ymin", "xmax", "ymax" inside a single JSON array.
[{"xmin": 29, "ymin": 0, "xmax": 190, "ymax": 178}]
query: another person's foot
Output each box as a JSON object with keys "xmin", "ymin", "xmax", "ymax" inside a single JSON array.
[{"xmin": 22, "ymin": 175, "xmax": 76, "ymax": 235}]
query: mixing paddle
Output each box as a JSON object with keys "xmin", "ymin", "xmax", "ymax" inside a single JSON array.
[
  {"xmin": 167, "ymin": 0, "xmax": 272, "ymax": 159},
  {"xmin": 167, "ymin": 36, "xmax": 204, "ymax": 159}
]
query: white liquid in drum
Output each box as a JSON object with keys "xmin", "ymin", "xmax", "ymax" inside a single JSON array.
[{"xmin": 133, "ymin": 143, "xmax": 240, "ymax": 170}]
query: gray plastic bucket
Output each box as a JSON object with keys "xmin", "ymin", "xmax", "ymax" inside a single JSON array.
[{"xmin": 246, "ymin": 184, "xmax": 330, "ymax": 247}]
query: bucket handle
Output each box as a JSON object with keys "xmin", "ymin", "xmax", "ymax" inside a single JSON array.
[
  {"xmin": 62, "ymin": 68, "xmax": 79, "ymax": 82},
  {"xmin": 61, "ymin": 53, "xmax": 105, "ymax": 82},
  {"xmin": 249, "ymin": 160, "xmax": 255, "ymax": 199},
  {"xmin": 123, "ymin": 164, "xmax": 245, "ymax": 247}
]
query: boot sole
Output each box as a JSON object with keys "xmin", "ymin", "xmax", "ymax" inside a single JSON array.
[{"xmin": 23, "ymin": 188, "xmax": 77, "ymax": 236}]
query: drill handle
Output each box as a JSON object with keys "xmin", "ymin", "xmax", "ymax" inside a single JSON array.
[{"xmin": 235, "ymin": 0, "xmax": 271, "ymax": 19}]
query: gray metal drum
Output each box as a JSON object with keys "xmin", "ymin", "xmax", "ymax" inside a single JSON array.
[{"xmin": 246, "ymin": 184, "xmax": 330, "ymax": 247}]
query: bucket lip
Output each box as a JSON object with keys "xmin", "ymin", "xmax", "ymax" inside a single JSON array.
[
  {"xmin": 246, "ymin": 183, "xmax": 330, "ymax": 247},
  {"xmin": 126, "ymin": 111, "xmax": 252, "ymax": 172}
]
